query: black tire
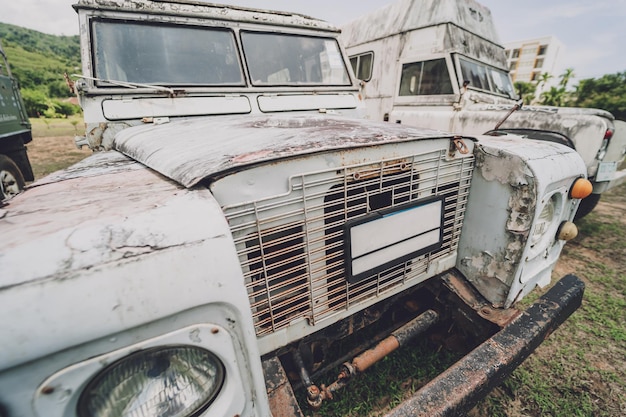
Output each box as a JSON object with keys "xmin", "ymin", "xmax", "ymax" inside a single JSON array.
[
  {"xmin": 0, "ymin": 154, "xmax": 26, "ymax": 200},
  {"xmin": 574, "ymin": 193, "xmax": 601, "ymax": 220}
]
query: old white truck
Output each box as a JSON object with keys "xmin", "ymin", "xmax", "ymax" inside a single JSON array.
[
  {"xmin": 341, "ymin": 0, "xmax": 626, "ymax": 218},
  {"xmin": 0, "ymin": 1, "xmax": 591, "ymax": 416}
]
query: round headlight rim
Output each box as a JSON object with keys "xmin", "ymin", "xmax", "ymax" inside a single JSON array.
[
  {"xmin": 529, "ymin": 192, "xmax": 564, "ymax": 252},
  {"xmin": 76, "ymin": 344, "xmax": 225, "ymax": 417}
]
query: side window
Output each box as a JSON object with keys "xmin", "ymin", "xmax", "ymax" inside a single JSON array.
[
  {"xmin": 349, "ymin": 52, "xmax": 374, "ymax": 81},
  {"xmin": 459, "ymin": 59, "xmax": 490, "ymax": 91},
  {"xmin": 398, "ymin": 58, "xmax": 453, "ymax": 96}
]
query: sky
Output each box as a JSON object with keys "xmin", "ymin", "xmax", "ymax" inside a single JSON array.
[{"xmin": 2, "ymin": 0, "xmax": 625, "ymax": 82}]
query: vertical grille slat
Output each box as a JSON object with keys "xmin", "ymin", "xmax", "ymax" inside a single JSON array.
[{"xmin": 223, "ymin": 149, "xmax": 474, "ymax": 336}]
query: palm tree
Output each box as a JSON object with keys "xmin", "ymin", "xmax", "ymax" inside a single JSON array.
[
  {"xmin": 514, "ymin": 81, "xmax": 537, "ymax": 105},
  {"xmin": 560, "ymin": 68, "xmax": 575, "ymax": 88},
  {"xmin": 541, "ymin": 86, "xmax": 564, "ymax": 107},
  {"xmin": 537, "ymin": 72, "xmax": 553, "ymax": 89}
]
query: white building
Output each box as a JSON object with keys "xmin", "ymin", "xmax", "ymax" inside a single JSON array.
[{"xmin": 504, "ymin": 36, "xmax": 564, "ymax": 99}]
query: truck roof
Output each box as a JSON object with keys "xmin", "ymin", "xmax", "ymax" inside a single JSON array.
[
  {"xmin": 73, "ymin": 0, "xmax": 340, "ymax": 33},
  {"xmin": 341, "ymin": 0, "xmax": 500, "ymax": 48}
]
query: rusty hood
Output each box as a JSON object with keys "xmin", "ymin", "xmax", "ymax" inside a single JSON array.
[{"xmin": 113, "ymin": 114, "xmax": 452, "ymax": 188}]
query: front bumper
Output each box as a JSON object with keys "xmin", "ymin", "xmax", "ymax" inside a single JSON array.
[{"xmin": 386, "ymin": 274, "xmax": 585, "ymax": 417}]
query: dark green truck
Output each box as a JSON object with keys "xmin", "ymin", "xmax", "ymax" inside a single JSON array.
[{"xmin": 0, "ymin": 40, "xmax": 34, "ymax": 201}]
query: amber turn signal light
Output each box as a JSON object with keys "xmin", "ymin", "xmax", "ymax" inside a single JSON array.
[
  {"xmin": 569, "ymin": 177, "xmax": 593, "ymax": 199},
  {"xmin": 557, "ymin": 221, "xmax": 578, "ymax": 241}
]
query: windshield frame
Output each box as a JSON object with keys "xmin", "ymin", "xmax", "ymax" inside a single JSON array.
[
  {"xmin": 240, "ymin": 30, "xmax": 352, "ymax": 87},
  {"xmin": 90, "ymin": 18, "xmax": 246, "ymax": 88}
]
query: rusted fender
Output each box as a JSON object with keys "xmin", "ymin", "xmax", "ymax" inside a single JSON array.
[{"xmin": 385, "ymin": 274, "xmax": 585, "ymax": 417}]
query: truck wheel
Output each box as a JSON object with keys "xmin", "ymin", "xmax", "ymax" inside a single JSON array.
[
  {"xmin": 574, "ymin": 193, "xmax": 601, "ymax": 220},
  {"xmin": 0, "ymin": 155, "xmax": 26, "ymax": 200}
]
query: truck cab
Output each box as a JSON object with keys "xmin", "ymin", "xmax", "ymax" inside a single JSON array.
[
  {"xmin": 341, "ymin": 0, "xmax": 626, "ymax": 218},
  {"xmin": 0, "ymin": 41, "xmax": 34, "ymax": 201},
  {"xmin": 0, "ymin": 1, "xmax": 591, "ymax": 416}
]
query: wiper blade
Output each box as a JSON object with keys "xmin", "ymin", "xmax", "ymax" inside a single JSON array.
[{"xmin": 73, "ymin": 74, "xmax": 177, "ymax": 95}]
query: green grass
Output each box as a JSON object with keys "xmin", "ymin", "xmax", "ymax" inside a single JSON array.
[
  {"xmin": 301, "ymin": 338, "xmax": 462, "ymax": 417},
  {"xmin": 30, "ymin": 115, "xmax": 84, "ymax": 138}
]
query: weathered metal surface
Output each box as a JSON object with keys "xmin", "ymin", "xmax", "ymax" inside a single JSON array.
[
  {"xmin": 113, "ymin": 113, "xmax": 454, "ymax": 188},
  {"xmin": 341, "ymin": 0, "xmax": 499, "ymax": 49},
  {"xmin": 385, "ymin": 274, "xmax": 585, "ymax": 417},
  {"xmin": 440, "ymin": 272, "xmax": 520, "ymax": 328},
  {"xmin": 75, "ymin": 0, "xmax": 339, "ymax": 32},
  {"xmin": 0, "ymin": 150, "xmax": 249, "ymax": 368},
  {"xmin": 262, "ymin": 356, "xmax": 305, "ymax": 417},
  {"xmin": 456, "ymin": 135, "xmax": 586, "ymax": 308}
]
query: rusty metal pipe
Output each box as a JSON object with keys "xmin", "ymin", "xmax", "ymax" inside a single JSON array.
[
  {"xmin": 352, "ymin": 309, "xmax": 439, "ymax": 373},
  {"xmin": 494, "ymin": 101, "xmax": 522, "ymax": 130},
  {"xmin": 307, "ymin": 309, "xmax": 439, "ymax": 409}
]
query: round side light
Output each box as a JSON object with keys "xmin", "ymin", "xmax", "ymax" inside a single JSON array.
[
  {"xmin": 557, "ymin": 221, "xmax": 579, "ymax": 241},
  {"xmin": 569, "ymin": 178, "xmax": 593, "ymax": 199}
]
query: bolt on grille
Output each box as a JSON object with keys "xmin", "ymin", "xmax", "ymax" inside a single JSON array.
[{"xmin": 223, "ymin": 149, "xmax": 474, "ymax": 336}]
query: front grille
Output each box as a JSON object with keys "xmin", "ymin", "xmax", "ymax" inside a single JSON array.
[{"xmin": 223, "ymin": 148, "xmax": 474, "ymax": 336}]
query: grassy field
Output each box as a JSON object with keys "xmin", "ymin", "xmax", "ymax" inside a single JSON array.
[
  {"xmin": 27, "ymin": 115, "xmax": 91, "ymax": 180},
  {"xmin": 27, "ymin": 117, "xmax": 626, "ymax": 417}
]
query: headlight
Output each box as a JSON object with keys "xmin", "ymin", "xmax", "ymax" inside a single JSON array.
[
  {"xmin": 77, "ymin": 346, "xmax": 225, "ymax": 417},
  {"xmin": 530, "ymin": 194, "xmax": 558, "ymax": 247}
]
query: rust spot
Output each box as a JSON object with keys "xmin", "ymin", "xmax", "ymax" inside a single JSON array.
[
  {"xmin": 232, "ymin": 150, "xmax": 273, "ymax": 163},
  {"xmin": 211, "ymin": 327, "xmax": 220, "ymax": 334},
  {"xmin": 41, "ymin": 386, "xmax": 55, "ymax": 395},
  {"xmin": 262, "ymin": 357, "xmax": 304, "ymax": 417}
]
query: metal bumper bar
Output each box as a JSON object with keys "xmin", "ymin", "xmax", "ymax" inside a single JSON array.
[{"xmin": 385, "ymin": 274, "xmax": 585, "ymax": 417}]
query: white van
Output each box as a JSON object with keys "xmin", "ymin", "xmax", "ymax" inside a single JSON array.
[{"xmin": 342, "ymin": 0, "xmax": 626, "ymax": 218}]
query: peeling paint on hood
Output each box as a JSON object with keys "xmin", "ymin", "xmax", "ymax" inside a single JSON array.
[{"xmin": 113, "ymin": 114, "xmax": 454, "ymax": 188}]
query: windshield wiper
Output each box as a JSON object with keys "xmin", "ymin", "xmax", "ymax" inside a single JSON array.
[{"xmin": 73, "ymin": 74, "xmax": 180, "ymax": 95}]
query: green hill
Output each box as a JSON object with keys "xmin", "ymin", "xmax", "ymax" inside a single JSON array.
[{"xmin": 0, "ymin": 22, "xmax": 80, "ymax": 98}]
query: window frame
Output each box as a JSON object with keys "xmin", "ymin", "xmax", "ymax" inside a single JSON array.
[
  {"xmin": 393, "ymin": 54, "xmax": 459, "ymax": 105},
  {"xmin": 349, "ymin": 51, "xmax": 374, "ymax": 82},
  {"xmin": 455, "ymin": 55, "xmax": 516, "ymax": 99},
  {"xmin": 240, "ymin": 30, "xmax": 352, "ymax": 87},
  {"xmin": 90, "ymin": 18, "xmax": 246, "ymax": 88}
]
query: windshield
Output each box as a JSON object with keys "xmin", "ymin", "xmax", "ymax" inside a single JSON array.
[
  {"xmin": 241, "ymin": 32, "xmax": 351, "ymax": 86},
  {"xmin": 92, "ymin": 20, "xmax": 244, "ymax": 86},
  {"xmin": 459, "ymin": 57, "xmax": 516, "ymax": 98}
]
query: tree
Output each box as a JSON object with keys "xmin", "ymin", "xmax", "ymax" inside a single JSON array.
[
  {"xmin": 514, "ymin": 81, "xmax": 536, "ymax": 105},
  {"xmin": 541, "ymin": 86, "xmax": 565, "ymax": 107},
  {"xmin": 20, "ymin": 88, "xmax": 49, "ymax": 117},
  {"xmin": 559, "ymin": 68, "xmax": 575, "ymax": 88},
  {"xmin": 539, "ymin": 68, "xmax": 575, "ymax": 107},
  {"xmin": 570, "ymin": 71, "xmax": 626, "ymax": 120},
  {"xmin": 538, "ymin": 72, "xmax": 553, "ymax": 88}
]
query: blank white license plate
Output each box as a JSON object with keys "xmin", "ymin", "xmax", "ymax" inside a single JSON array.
[
  {"xmin": 345, "ymin": 197, "xmax": 444, "ymax": 282},
  {"xmin": 596, "ymin": 161, "xmax": 618, "ymax": 182}
]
